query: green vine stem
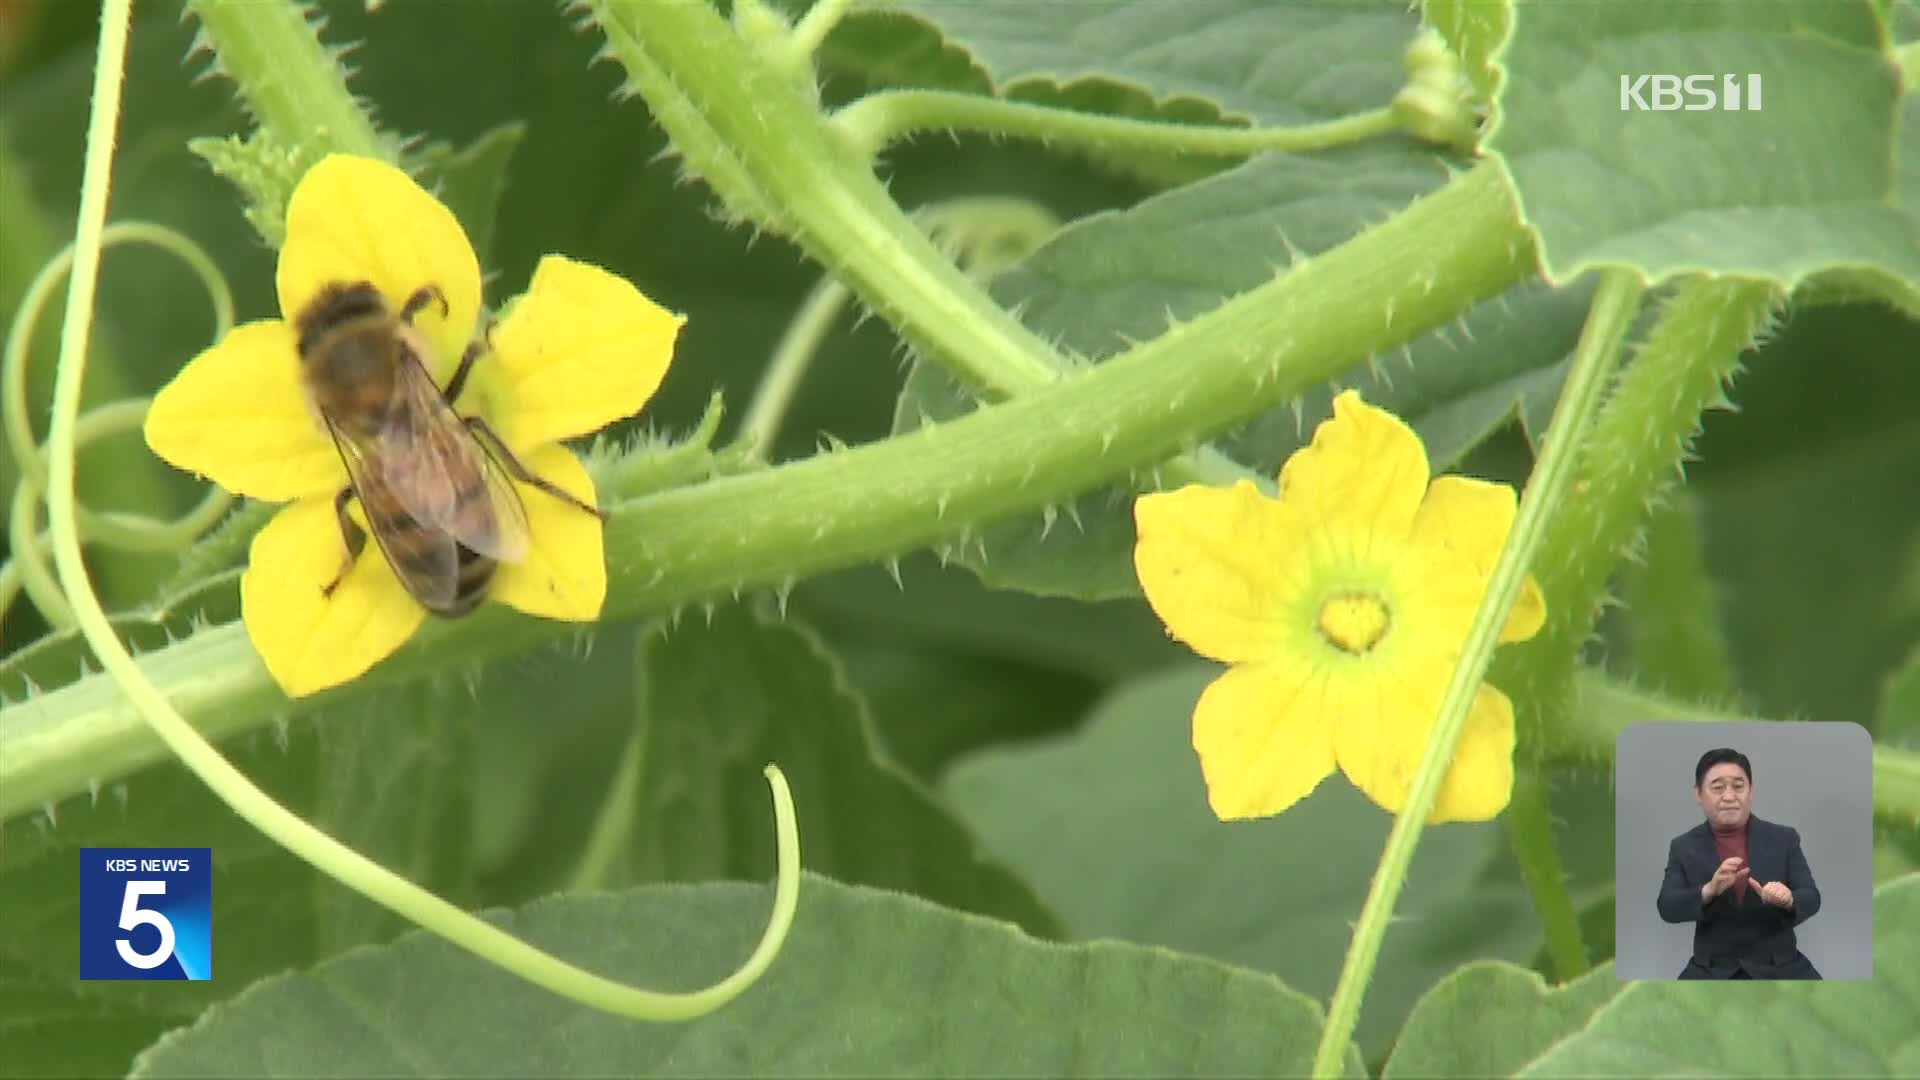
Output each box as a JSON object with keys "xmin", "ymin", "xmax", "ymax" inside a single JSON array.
[
  {"xmin": 833, "ymin": 91, "xmax": 1399, "ymax": 161},
  {"xmin": 1503, "ymin": 766, "xmax": 1589, "ymax": 981},
  {"xmin": 1492, "ymin": 279, "xmax": 1780, "ymax": 755},
  {"xmin": 1311, "ymin": 271, "xmax": 1646, "ymax": 1078},
  {"xmin": 43, "ymin": 0, "xmax": 800, "ymax": 1024},
  {"xmin": 2, "ymin": 161, "xmax": 1533, "ymax": 820},
  {"xmin": 777, "ymin": 0, "xmax": 862, "ymax": 69}
]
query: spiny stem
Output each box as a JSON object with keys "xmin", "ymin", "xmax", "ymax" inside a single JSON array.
[
  {"xmin": 1492, "ymin": 279, "xmax": 1779, "ymax": 754},
  {"xmin": 186, "ymin": 0, "xmax": 385, "ymax": 161},
  {"xmin": 782, "ymin": 0, "xmax": 862, "ymax": 64},
  {"xmin": 835, "ymin": 91, "xmax": 1399, "ymax": 161},
  {"xmin": 587, "ymin": 0, "xmax": 1259, "ymax": 494},
  {"xmin": 590, "ymin": 0, "xmax": 1054, "ymax": 396},
  {"xmin": 1311, "ymin": 271, "xmax": 1646, "ymax": 1078}
]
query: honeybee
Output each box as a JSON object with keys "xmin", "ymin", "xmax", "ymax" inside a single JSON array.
[{"xmin": 293, "ymin": 280, "xmax": 603, "ymax": 617}]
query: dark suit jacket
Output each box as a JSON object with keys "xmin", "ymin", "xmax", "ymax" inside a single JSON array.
[{"xmin": 1656, "ymin": 815, "xmax": 1821, "ymax": 979}]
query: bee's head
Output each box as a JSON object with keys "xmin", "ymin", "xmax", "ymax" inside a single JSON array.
[{"xmin": 294, "ymin": 281, "xmax": 390, "ymax": 359}]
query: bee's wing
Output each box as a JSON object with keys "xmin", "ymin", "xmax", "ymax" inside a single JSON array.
[
  {"xmin": 322, "ymin": 417, "xmax": 460, "ymax": 612},
  {"xmin": 380, "ymin": 353, "xmax": 531, "ymax": 565},
  {"xmin": 464, "ymin": 427, "xmax": 532, "ymax": 564}
]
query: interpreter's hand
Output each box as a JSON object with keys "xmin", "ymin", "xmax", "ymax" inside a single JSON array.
[
  {"xmin": 1703, "ymin": 856, "xmax": 1749, "ymax": 901},
  {"xmin": 1756, "ymin": 880, "xmax": 1795, "ymax": 908}
]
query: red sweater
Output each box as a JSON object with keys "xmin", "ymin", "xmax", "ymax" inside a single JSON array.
[{"xmin": 1711, "ymin": 821, "xmax": 1750, "ymax": 901}]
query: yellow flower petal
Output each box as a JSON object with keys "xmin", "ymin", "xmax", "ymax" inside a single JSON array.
[
  {"xmin": 240, "ymin": 496, "xmax": 425, "ymax": 698},
  {"xmin": 143, "ymin": 320, "xmax": 344, "ymax": 502},
  {"xmin": 1410, "ymin": 475, "xmax": 1545, "ymax": 642},
  {"xmin": 1279, "ymin": 390, "xmax": 1428, "ymax": 538},
  {"xmin": 277, "ymin": 154, "xmax": 482, "ymax": 379},
  {"xmin": 1332, "ymin": 665, "xmax": 1516, "ymax": 823},
  {"xmin": 1134, "ymin": 480, "xmax": 1306, "ymax": 663},
  {"xmin": 1191, "ymin": 658, "xmax": 1337, "ymax": 820},
  {"xmin": 488, "ymin": 444, "xmax": 606, "ymax": 621},
  {"xmin": 1331, "ymin": 659, "xmax": 1445, "ymax": 816},
  {"xmin": 1430, "ymin": 685, "xmax": 1518, "ymax": 823},
  {"xmin": 479, "ymin": 255, "xmax": 685, "ymax": 452}
]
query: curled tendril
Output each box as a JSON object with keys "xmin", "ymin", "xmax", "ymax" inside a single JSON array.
[
  {"xmin": 36, "ymin": 0, "xmax": 802, "ymax": 1025},
  {"xmin": 1, "ymin": 222, "xmax": 238, "ymax": 627},
  {"xmin": 732, "ymin": 195, "xmax": 1063, "ymax": 462}
]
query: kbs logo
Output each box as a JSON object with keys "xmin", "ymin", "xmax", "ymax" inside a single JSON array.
[
  {"xmin": 79, "ymin": 847, "xmax": 211, "ymax": 980},
  {"xmin": 1619, "ymin": 74, "xmax": 1763, "ymax": 112}
]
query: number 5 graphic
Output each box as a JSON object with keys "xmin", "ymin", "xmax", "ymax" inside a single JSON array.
[{"xmin": 115, "ymin": 881, "xmax": 176, "ymax": 969}]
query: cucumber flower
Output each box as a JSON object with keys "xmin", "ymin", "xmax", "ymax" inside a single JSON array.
[
  {"xmin": 1133, "ymin": 390, "xmax": 1546, "ymax": 823},
  {"xmin": 144, "ymin": 154, "xmax": 683, "ymax": 697}
]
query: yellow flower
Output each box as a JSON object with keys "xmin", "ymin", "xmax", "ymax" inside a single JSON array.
[
  {"xmin": 1132, "ymin": 390, "xmax": 1546, "ymax": 823},
  {"xmin": 144, "ymin": 154, "xmax": 684, "ymax": 698}
]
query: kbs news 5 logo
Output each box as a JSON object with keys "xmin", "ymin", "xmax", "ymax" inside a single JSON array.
[{"xmin": 79, "ymin": 848, "xmax": 212, "ymax": 980}]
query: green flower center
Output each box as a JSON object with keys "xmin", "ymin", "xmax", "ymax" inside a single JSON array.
[{"xmin": 1317, "ymin": 591, "xmax": 1391, "ymax": 655}]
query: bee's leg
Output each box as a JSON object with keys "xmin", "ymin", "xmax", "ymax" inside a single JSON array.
[
  {"xmin": 464, "ymin": 416, "xmax": 609, "ymax": 521},
  {"xmin": 320, "ymin": 488, "xmax": 368, "ymax": 598},
  {"xmin": 443, "ymin": 317, "xmax": 495, "ymax": 407},
  {"xmin": 400, "ymin": 284, "xmax": 449, "ymax": 324}
]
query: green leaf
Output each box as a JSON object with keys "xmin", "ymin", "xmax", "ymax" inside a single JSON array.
[
  {"xmin": 1688, "ymin": 301, "xmax": 1920, "ymax": 726},
  {"xmin": 862, "ymin": 0, "xmax": 1415, "ymax": 126},
  {"xmin": 1382, "ymin": 961, "xmax": 1621, "ymax": 1079},
  {"xmin": 943, "ymin": 663, "xmax": 1546, "ymax": 1057},
  {"xmin": 896, "ymin": 146, "xmax": 1586, "ymax": 600},
  {"xmin": 622, "ymin": 603, "xmax": 1063, "ymax": 937},
  {"xmin": 0, "ymin": 721, "xmax": 320, "ymax": 1078},
  {"xmin": 310, "ymin": 689, "xmax": 476, "ymax": 955},
  {"xmin": 1519, "ymin": 874, "xmax": 1920, "ymax": 1076},
  {"xmin": 411, "ymin": 121, "xmax": 527, "ymax": 271},
  {"xmin": 186, "ymin": 129, "xmax": 315, "ymax": 249},
  {"xmin": 1488, "ymin": 0, "xmax": 1918, "ymax": 294},
  {"xmin": 794, "ymin": 556, "xmax": 1167, "ymax": 771},
  {"xmin": 833, "ymin": 639, "xmax": 1100, "ymax": 779},
  {"xmin": 792, "ymin": 555, "xmax": 1188, "ymax": 682},
  {"xmin": 129, "ymin": 875, "xmax": 1365, "ymax": 1078}
]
